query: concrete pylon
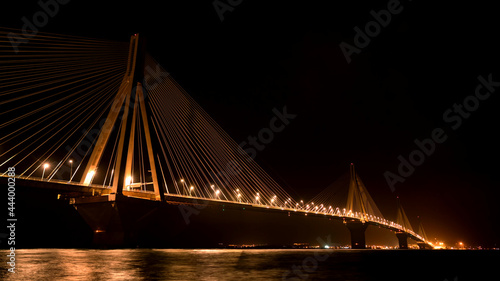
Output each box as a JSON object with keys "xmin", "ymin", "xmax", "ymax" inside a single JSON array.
[
  {"xmin": 346, "ymin": 220, "xmax": 368, "ymax": 249},
  {"xmin": 396, "ymin": 231, "xmax": 409, "ymax": 249}
]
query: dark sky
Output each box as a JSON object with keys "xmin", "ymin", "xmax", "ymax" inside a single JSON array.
[{"xmin": 3, "ymin": 0, "xmax": 500, "ymax": 247}]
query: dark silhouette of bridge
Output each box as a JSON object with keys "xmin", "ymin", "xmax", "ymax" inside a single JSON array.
[{"xmin": 0, "ymin": 30, "xmax": 433, "ymax": 249}]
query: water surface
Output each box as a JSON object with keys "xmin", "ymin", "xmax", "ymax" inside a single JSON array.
[{"xmin": 1, "ymin": 249, "xmax": 497, "ymax": 280}]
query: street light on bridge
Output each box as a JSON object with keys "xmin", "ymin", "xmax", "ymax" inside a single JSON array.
[
  {"xmin": 283, "ymin": 198, "xmax": 291, "ymax": 208},
  {"xmin": 210, "ymin": 185, "xmax": 216, "ymax": 199},
  {"xmin": 41, "ymin": 163, "xmax": 49, "ymax": 181},
  {"xmin": 179, "ymin": 179, "xmax": 187, "ymax": 195},
  {"xmin": 68, "ymin": 159, "xmax": 73, "ymax": 182},
  {"xmin": 234, "ymin": 188, "xmax": 242, "ymax": 202}
]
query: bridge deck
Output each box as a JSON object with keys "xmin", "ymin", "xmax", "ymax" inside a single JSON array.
[{"xmin": 6, "ymin": 176, "xmax": 429, "ymax": 245}]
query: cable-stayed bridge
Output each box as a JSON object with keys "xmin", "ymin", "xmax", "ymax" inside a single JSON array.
[{"xmin": 0, "ymin": 29, "xmax": 433, "ymax": 249}]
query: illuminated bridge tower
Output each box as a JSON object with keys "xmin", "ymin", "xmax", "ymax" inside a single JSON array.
[
  {"xmin": 74, "ymin": 34, "xmax": 166, "ymax": 246},
  {"xmin": 416, "ymin": 216, "xmax": 431, "ymax": 249},
  {"xmin": 344, "ymin": 163, "xmax": 383, "ymax": 249},
  {"xmin": 395, "ymin": 197, "xmax": 414, "ymax": 249},
  {"xmin": 79, "ymin": 34, "xmax": 163, "ymax": 201}
]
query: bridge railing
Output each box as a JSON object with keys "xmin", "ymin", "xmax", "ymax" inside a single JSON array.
[{"xmin": 7, "ymin": 175, "xmax": 110, "ymax": 190}]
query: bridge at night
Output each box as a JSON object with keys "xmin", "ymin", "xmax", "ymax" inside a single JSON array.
[{"xmin": 1, "ymin": 31, "xmax": 433, "ymax": 249}]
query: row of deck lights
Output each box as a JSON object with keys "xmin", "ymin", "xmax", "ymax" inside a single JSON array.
[
  {"xmin": 176, "ymin": 178, "xmax": 414, "ymax": 236},
  {"xmin": 178, "ymin": 180, "xmax": 387, "ymax": 219},
  {"xmin": 178, "ymin": 179, "xmax": 295, "ymax": 208}
]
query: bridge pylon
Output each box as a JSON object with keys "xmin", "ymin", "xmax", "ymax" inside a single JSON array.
[
  {"xmin": 345, "ymin": 219, "xmax": 368, "ymax": 249},
  {"xmin": 71, "ymin": 34, "xmax": 165, "ymax": 247},
  {"xmin": 79, "ymin": 34, "xmax": 164, "ymax": 201},
  {"xmin": 396, "ymin": 231, "xmax": 409, "ymax": 249},
  {"xmin": 347, "ymin": 163, "xmax": 385, "ymax": 222},
  {"xmin": 79, "ymin": 34, "xmax": 139, "ymax": 187},
  {"xmin": 395, "ymin": 197, "xmax": 413, "ymax": 249},
  {"xmin": 416, "ymin": 216, "xmax": 431, "ymax": 249},
  {"xmin": 344, "ymin": 164, "xmax": 377, "ymax": 249}
]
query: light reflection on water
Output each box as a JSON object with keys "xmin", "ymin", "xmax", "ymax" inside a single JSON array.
[
  {"xmin": 0, "ymin": 249, "xmax": 496, "ymax": 280},
  {"xmin": 4, "ymin": 249, "xmax": 290, "ymax": 281}
]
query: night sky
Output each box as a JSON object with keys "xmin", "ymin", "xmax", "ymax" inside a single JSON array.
[{"xmin": 2, "ymin": 0, "xmax": 499, "ymax": 247}]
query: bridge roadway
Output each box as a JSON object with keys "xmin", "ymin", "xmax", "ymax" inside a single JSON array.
[{"xmin": 5, "ymin": 175, "xmax": 430, "ymax": 248}]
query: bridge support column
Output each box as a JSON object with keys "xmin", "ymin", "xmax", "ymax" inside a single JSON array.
[
  {"xmin": 345, "ymin": 220, "xmax": 368, "ymax": 249},
  {"xmin": 72, "ymin": 195, "xmax": 163, "ymax": 248},
  {"xmin": 396, "ymin": 231, "xmax": 409, "ymax": 249}
]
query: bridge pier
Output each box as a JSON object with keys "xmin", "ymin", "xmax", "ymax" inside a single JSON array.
[
  {"xmin": 72, "ymin": 194, "xmax": 163, "ymax": 247},
  {"xmin": 345, "ymin": 220, "xmax": 368, "ymax": 249},
  {"xmin": 396, "ymin": 231, "xmax": 409, "ymax": 249}
]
